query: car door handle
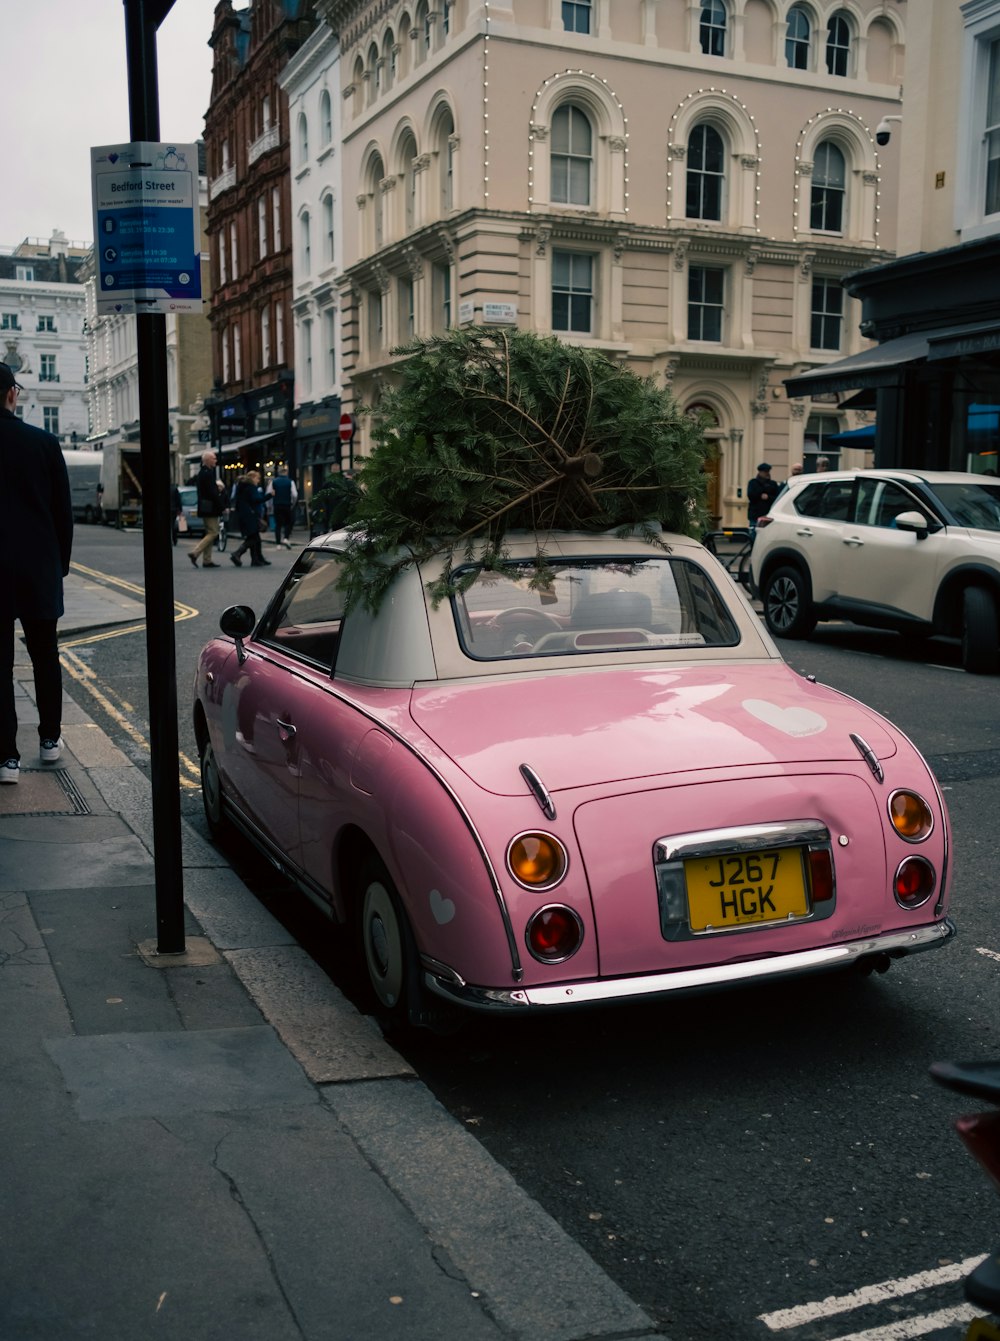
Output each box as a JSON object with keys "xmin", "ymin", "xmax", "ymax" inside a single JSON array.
[
  {"xmin": 842, "ymin": 536, "xmax": 864, "ymax": 547},
  {"xmin": 795, "ymin": 527, "xmax": 814, "ymax": 537},
  {"xmin": 275, "ymin": 718, "xmax": 297, "ymax": 741}
]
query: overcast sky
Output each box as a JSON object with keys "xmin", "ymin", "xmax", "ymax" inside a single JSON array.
[{"xmin": 3, "ymin": 1, "xmax": 217, "ymax": 250}]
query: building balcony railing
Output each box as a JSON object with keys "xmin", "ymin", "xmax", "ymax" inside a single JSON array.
[
  {"xmin": 1, "ymin": 320, "xmax": 21, "ymax": 331},
  {"xmin": 209, "ymin": 166, "xmax": 237, "ymax": 201},
  {"xmin": 248, "ymin": 125, "xmax": 280, "ymax": 165},
  {"xmin": 39, "ymin": 373, "xmax": 61, "ymax": 383}
]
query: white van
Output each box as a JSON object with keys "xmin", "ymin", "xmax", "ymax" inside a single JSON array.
[{"xmin": 62, "ymin": 449, "xmax": 103, "ymax": 523}]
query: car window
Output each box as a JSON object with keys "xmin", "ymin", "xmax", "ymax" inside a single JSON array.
[
  {"xmin": 792, "ymin": 481, "xmax": 853, "ymax": 519},
  {"xmin": 855, "ymin": 479, "xmax": 921, "ymax": 528},
  {"xmin": 258, "ymin": 549, "xmax": 347, "ymax": 669},
  {"xmin": 931, "ymin": 481, "xmax": 1000, "ymax": 531},
  {"xmin": 450, "ymin": 556, "xmax": 739, "ymax": 660}
]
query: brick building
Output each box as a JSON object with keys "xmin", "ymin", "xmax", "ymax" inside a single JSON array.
[{"xmin": 204, "ymin": 0, "xmax": 319, "ymax": 495}]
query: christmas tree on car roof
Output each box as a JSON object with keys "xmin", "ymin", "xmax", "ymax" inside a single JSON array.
[{"xmin": 337, "ymin": 326, "xmax": 712, "ymax": 611}]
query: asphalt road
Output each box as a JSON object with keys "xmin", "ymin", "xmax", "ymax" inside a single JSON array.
[{"xmin": 65, "ymin": 524, "xmax": 1000, "ymax": 1341}]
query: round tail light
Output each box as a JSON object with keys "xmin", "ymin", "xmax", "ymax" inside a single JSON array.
[
  {"xmin": 526, "ymin": 905, "xmax": 584, "ymax": 964},
  {"xmin": 894, "ymin": 856, "xmax": 936, "ymax": 909},
  {"xmin": 888, "ymin": 791, "xmax": 934, "ymax": 842}
]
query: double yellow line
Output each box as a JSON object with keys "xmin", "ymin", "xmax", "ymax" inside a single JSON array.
[{"xmin": 61, "ymin": 561, "xmax": 203, "ymax": 790}]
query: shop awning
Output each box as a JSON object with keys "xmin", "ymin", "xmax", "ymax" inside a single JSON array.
[
  {"xmin": 827, "ymin": 423, "xmax": 876, "ymax": 447},
  {"xmin": 784, "ymin": 330, "xmax": 931, "ymax": 397},
  {"xmin": 215, "ymin": 432, "xmax": 284, "ymax": 457}
]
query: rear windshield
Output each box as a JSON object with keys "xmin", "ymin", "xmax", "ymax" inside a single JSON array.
[{"xmin": 450, "ymin": 556, "xmax": 740, "ymax": 660}]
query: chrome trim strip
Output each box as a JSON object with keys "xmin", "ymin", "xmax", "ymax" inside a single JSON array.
[
  {"xmin": 212, "ymin": 647, "xmax": 524, "ymax": 983},
  {"xmin": 519, "ymin": 762, "xmax": 556, "ymax": 820},
  {"xmin": 424, "ymin": 920, "xmax": 955, "ymax": 1011},
  {"xmin": 655, "ymin": 819, "xmax": 827, "ymax": 864},
  {"xmin": 850, "ymin": 732, "xmax": 884, "ymax": 783}
]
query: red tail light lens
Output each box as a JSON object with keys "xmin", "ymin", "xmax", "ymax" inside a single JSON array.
[
  {"xmin": 808, "ymin": 849, "xmax": 834, "ymax": 903},
  {"xmin": 525, "ymin": 905, "xmax": 584, "ymax": 964},
  {"xmin": 894, "ymin": 856, "xmax": 936, "ymax": 908},
  {"xmin": 756, "ymin": 516, "xmax": 772, "ymax": 528},
  {"xmin": 956, "ymin": 1110, "xmax": 1000, "ymax": 1194}
]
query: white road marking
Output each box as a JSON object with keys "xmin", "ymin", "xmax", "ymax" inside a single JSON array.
[
  {"xmin": 759, "ymin": 1255, "xmax": 988, "ymax": 1330},
  {"xmin": 976, "ymin": 947, "xmax": 1000, "ymax": 963},
  {"xmin": 828, "ymin": 1302, "xmax": 982, "ymax": 1340}
]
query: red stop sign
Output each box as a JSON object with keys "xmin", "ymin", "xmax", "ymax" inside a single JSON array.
[{"xmin": 339, "ymin": 413, "xmax": 354, "ymax": 443}]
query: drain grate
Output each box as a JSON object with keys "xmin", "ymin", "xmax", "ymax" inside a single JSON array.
[{"xmin": 0, "ymin": 768, "xmax": 91, "ymax": 817}]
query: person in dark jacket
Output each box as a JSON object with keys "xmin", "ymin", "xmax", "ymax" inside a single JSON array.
[
  {"xmin": 0, "ymin": 363, "xmax": 73, "ymax": 782},
  {"xmin": 266, "ymin": 463, "xmax": 297, "ymax": 548},
  {"xmin": 188, "ymin": 449, "xmax": 224, "ymax": 567},
  {"xmin": 747, "ymin": 461, "xmax": 779, "ymax": 529},
  {"xmin": 229, "ymin": 471, "xmax": 270, "ymax": 567}
]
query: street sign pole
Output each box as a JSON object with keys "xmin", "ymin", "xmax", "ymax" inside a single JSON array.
[{"xmin": 123, "ymin": 0, "xmax": 185, "ymax": 955}]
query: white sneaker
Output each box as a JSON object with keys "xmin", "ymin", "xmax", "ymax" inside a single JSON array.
[
  {"xmin": 0, "ymin": 758, "xmax": 20, "ymax": 784},
  {"xmin": 39, "ymin": 737, "xmax": 64, "ymax": 763},
  {"xmin": 282, "ymin": 538, "xmax": 292, "ymax": 548}
]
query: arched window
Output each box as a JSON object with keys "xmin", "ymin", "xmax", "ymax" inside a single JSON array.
[
  {"xmin": 382, "ymin": 31, "xmax": 396, "ymax": 90},
  {"xmin": 261, "ymin": 306, "xmax": 271, "ymax": 368},
  {"xmin": 369, "ymin": 154, "xmax": 386, "ymax": 248},
  {"xmin": 322, "ymin": 193, "xmax": 335, "ymax": 264},
  {"xmin": 442, "ymin": 0, "xmax": 451, "ymax": 37},
  {"xmin": 368, "ymin": 43, "xmax": 380, "ymax": 103},
  {"xmin": 435, "ymin": 108, "xmax": 456, "ymax": 213},
  {"xmin": 296, "ymin": 112, "xmax": 309, "ymax": 165},
  {"xmin": 352, "ymin": 57, "xmax": 365, "ymax": 116},
  {"xmin": 686, "ymin": 123, "xmax": 724, "ymax": 221},
  {"xmin": 415, "ymin": 1, "xmax": 430, "ymax": 62},
  {"xmin": 811, "ymin": 141, "xmax": 845, "ymax": 232},
  {"xmin": 320, "ymin": 90, "xmax": 332, "ymax": 146},
  {"xmin": 400, "ymin": 134, "xmax": 418, "ymax": 231},
  {"xmin": 551, "ymin": 104, "xmax": 592, "ymax": 206},
  {"xmin": 826, "ymin": 11, "xmax": 851, "ymax": 76},
  {"xmin": 700, "ymin": 0, "xmax": 727, "ymax": 57},
  {"xmin": 786, "ymin": 6, "xmax": 810, "ymax": 70},
  {"xmin": 300, "ymin": 210, "xmax": 312, "ymax": 273}
]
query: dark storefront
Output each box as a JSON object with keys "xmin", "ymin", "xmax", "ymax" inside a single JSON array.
[
  {"xmin": 196, "ymin": 377, "xmax": 296, "ymax": 488},
  {"xmin": 785, "ymin": 236, "xmax": 1000, "ymax": 475},
  {"xmin": 295, "ymin": 396, "xmax": 344, "ymax": 512}
]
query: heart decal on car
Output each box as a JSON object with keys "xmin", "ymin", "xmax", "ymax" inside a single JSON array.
[
  {"xmin": 429, "ymin": 888, "xmax": 456, "ymax": 925},
  {"xmin": 742, "ymin": 698, "xmax": 828, "ymax": 738}
]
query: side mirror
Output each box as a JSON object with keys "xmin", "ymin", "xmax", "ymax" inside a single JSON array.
[
  {"xmin": 893, "ymin": 510, "xmax": 930, "ymax": 540},
  {"xmin": 220, "ymin": 604, "xmax": 256, "ymax": 664}
]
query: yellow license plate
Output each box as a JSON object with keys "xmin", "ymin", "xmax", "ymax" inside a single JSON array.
[
  {"xmin": 966, "ymin": 1318, "xmax": 1000, "ymax": 1341},
  {"xmin": 684, "ymin": 847, "xmax": 809, "ymax": 932}
]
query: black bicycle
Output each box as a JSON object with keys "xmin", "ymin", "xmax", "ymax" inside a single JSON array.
[
  {"xmin": 216, "ymin": 512, "xmax": 229, "ymax": 553},
  {"xmin": 702, "ymin": 527, "xmax": 753, "ymax": 589}
]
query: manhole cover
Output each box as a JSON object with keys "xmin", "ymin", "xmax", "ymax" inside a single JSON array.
[{"xmin": 0, "ymin": 768, "xmax": 90, "ymax": 817}]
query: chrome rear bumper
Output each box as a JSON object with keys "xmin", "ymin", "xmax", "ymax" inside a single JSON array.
[{"xmin": 424, "ymin": 919, "xmax": 955, "ymax": 1012}]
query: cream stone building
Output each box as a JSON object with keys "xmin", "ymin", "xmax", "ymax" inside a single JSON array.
[{"xmin": 317, "ymin": 0, "xmax": 904, "ymax": 524}]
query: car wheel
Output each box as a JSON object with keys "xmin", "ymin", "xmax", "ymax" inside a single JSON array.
[
  {"xmin": 763, "ymin": 565, "xmax": 817, "ymax": 639},
  {"xmin": 358, "ymin": 858, "xmax": 422, "ymax": 1030},
  {"xmin": 200, "ymin": 736, "xmax": 230, "ymax": 840},
  {"xmin": 961, "ymin": 586, "xmax": 1000, "ymax": 675}
]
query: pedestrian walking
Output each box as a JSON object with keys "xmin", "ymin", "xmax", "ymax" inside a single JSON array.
[
  {"xmin": 229, "ymin": 471, "xmax": 271, "ymax": 567},
  {"xmin": 266, "ymin": 463, "xmax": 297, "ymax": 548},
  {"xmin": 0, "ymin": 362, "xmax": 73, "ymax": 783},
  {"xmin": 746, "ymin": 461, "xmax": 779, "ymax": 530},
  {"xmin": 188, "ymin": 449, "xmax": 225, "ymax": 567}
]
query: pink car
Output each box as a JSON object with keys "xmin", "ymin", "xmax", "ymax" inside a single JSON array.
[{"xmin": 194, "ymin": 528, "xmax": 954, "ymax": 1029}]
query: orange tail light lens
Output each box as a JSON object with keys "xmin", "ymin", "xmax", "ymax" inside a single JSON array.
[
  {"xmin": 507, "ymin": 833, "xmax": 568, "ymax": 889},
  {"xmin": 888, "ymin": 791, "xmax": 934, "ymax": 842}
]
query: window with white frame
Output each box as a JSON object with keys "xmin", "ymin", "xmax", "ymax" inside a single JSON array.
[
  {"xmin": 37, "ymin": 315, "xmax": 56, "ymax": 332},
  {"xmin": 416, "ymin": 1, "xmax": 430, "ymax": 62},
  {"xmin": 442, "ymin": 0, "xmax": 451, "ymax": 37},
  {"xmin": 399, "ymin": 278, "xmax": 415, "ymax": 340},
  {"xmin": 324, "ymin": 308, "xmax": 336, "ymax": 383},
  {"xmin": 786, "ymin": 5, "xmax": 811, "ymax": 69},
  {"xmin": 386, "ymin": 32, "xmax": 398, "ymax": 85},
  {"xmin": 688, "ymin": 265, "xmax": 725, "ymax": 341},
  {"xmin": 434, "ymin": 262, "xmax": 452, "ymax": 330},
  {"xmin": 551, "ymin": 104, "xmax": 593, "ymax": 206},
  {"xmin": 986, "ymin": 36, "xmax": 1000, "ymax": 217},
  {"xmin": 297, "ymin": 111, "xmax": 309, "ymax": 164},
  {"xmin": 322, "ymin": 194, "xmax": 335, "ymax": 264},
  {"xmin": 826, "ymin": 11, "xmax": 852, "ymax": 77},
  {"xmin": 276, "ymin": 304, "xmax": 286, "ymax": 364},
  {"xmin": 368, "ymin": 43, "xmax": 380, "ymax": 103},
  {"xmin": 262, "ymin": 95, "xmax": 272, "ymax": 130},
  {"xmin": 811, "ymin": 141, "xmax": 846, "ymax": 232},
  {"xmin": 686, "ymin": 123, "xmax": 724, "ymax": 221},
  {"xmin": 810, "ymin": 278, "xmax": 843, "ymax": 351},
  {"xmin": 370, "ymin": 154, "xmax": 386, "ymax": 248},
  {"xmin": 272, "ymin": 187, "xmax": 283, "ymax": 251},
  {"xmin": 16, "ymin": 266, "xmax": 34, "ymax": 282},
  {"xmin": 258, "ymin": 195, "xmax": 268, "ymax": 259},
  {"xmin": 552, "ymin": 251, "xmax": 594, "ymax": 333},
  {"xmin": 301, "ymin": 211, "xmax": 312, "ymax": 274},
  {"xmin": 320, "ymin": 89, "xmax": 332, "ymax": 146},
  {"xmin": 302, "ymin": 318, "xmax": 312, "ymax": 394},
  {"xmin": 40, "ymin": 354, "xmax": 57, "ymax": 382},
  {"xmin": 261, "ymin": 306, "xmax": 271, "ymax": 368},
  {"xmin": 229, "ymin": 222, "xmax": 238, "ymax": 278},
  {"xmin": 563, "ymin": 0, "xmax": 591, "ymax": 34},
  {"xmin": 700, "ymin": 0, "xmax": 727, "ymax": 57},
  {"xmin": 233, "ymin": 325, "xmax": 242, "ymax": 381},
  {"xmin": 1, "ymin": 313, "xmax": 19, "ymax": 330},
  {"xmin": 369, "ymin": 289, "xmax": 384, "ymax": 349},
  {"xmin": 401, "ymin": 136, "xmax": 418, "ymax": 230},
  {"xmin": 43, "ymin": 407, "xmax": 59, "ymax": 436},
  {"xmin": 222, "ymin": 326, "xmax": 231, "ymax": 383}
]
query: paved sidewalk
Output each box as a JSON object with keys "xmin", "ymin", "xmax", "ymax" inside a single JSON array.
[{"xmin": 0, "ymin": 577, "xmax": 658, "ymax": 1341}]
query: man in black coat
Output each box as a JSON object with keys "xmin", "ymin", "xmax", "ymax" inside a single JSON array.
[
  {"xmin": 188, "ymin": 448, "xmax": 224, "ymax": 567},
  {"xmin": 0, "ymin": 363, "xmax": 73, "ymax": 783}
]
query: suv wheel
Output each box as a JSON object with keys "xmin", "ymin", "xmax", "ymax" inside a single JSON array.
[
  {"xmin": 961, "ymin": 586, "xmax": 1000, "ymax": 675},
  {"xmin": 763, "ymin": 565, "xmax": 817, "ymax": 640}
]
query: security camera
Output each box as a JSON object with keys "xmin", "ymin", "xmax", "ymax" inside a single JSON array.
[{"xmin": 875, "ymin": 115, "xmax": 901, "ymax": 147}]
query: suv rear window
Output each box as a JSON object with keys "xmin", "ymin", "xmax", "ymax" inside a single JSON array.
[{"xmin": 793, "ymin": 480, "xmax": 854, "ymax": 520}]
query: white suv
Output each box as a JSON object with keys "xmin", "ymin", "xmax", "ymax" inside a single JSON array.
[{"xmin": 749, "ymin": 469, "xmax": 1000, "ymax": 674}]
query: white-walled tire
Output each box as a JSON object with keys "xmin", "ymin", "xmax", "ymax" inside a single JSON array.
[{"xmin": 358, "ymin": 859, "xmax": 421, "ymax": 1029}]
